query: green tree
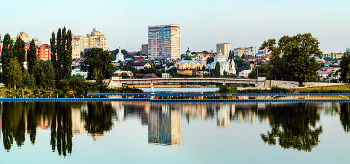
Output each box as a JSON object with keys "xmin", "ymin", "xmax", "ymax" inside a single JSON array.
[
  {"xmin": 8, "ymin": 58, "xmax": 22, "ymax": 89},
  {"xmin": 81, "ymin": 48, "xmax": 114, "ymax": 80},
  {"xmin": 40, "ymin": 71, "xmax": 47, "ymax": 89},
  {"xmin": 184, "ymin": 56, "xmax": 192, "ymax": 60},
  {"xmin": 27, "ymin": 39, "xmax": 37, "ymax": 75},
  {"xmin": 41, "ymin": 61, "xmax": 55, "ymax": 88},
  {"xmin": 223, "ymin": 70, "xmax": 228, "ymax": 77},
  {"xmin": 234, "ymin": 59, "xmax": 250, "ymax": 73},
  {"xmin": 248, "ymin": 63, "xmax": 273, "ymax": 79},
  {"xmin": 202, "ymin": 65, "xmax": 206, "ymax": 71},
  {"xmin": 63, "ymin": 29, "xmax": 72, "ymax": 79},
  {"xmin": 207, "ymin": 57, "xmax": 214, "ymax": 64},
  {"xmin": 28, "ymin": 74, "xmax": 36, "ymax": 90},
  {"xmin": 337, "ymin": 51, "xmax": 350, "ymax": 83},
  {"xmin": 13, "ymin": 37, "xmax": 25, "ymax": 71},
  {"xmin": 50, "ymin": 31, "xmax": 57, "ymax": 79},
  {"xmin": 261, "ymin": 33, "xmax": 322, "ymax": 82},
  {"xmin": 214, "ymin": 62, "xmax": 221, "ymax": 77},
  {"xmin": 22, "ymin": 69, "xmax": 30, "ymax": 88},
  {"xmin": 1, "ymin": 34, "xmax": 14, "ymax": 87},
  {"xmin": 34, "ymin": 64, "xmax": 42, "ymax": 87},
  {"xmin": 56, "ymin": 28, "xmax": 62, "ymax": 79}
]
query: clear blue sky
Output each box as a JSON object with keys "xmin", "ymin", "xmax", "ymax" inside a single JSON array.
[{"xmin": 1, "ymin": 0, "xmax": 349, "ymax": 54}]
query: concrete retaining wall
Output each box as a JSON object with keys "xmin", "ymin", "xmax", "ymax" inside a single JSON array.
[
  {"xmin": 267, "ymin": 80, "xmax": 300, "ymax": 88},
  {"xmin": 302, "ymin": 82, "xmax": 346, "ymax": 88}
]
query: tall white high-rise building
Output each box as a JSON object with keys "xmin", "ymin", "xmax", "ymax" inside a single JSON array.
[
  {"xmin": 216, "ymin": 43, "xmax": 231, "ymax": 59},
  {"xmin": 148, "ymin": 24, "xmax": 181, "ymax": 59}
]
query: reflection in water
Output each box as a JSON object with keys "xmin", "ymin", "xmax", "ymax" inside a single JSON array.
[
  {"xmin": 82, "ymin": 102, "xmax": 114, "ymax": 141},
  {"xmin": 340, "ymin": 104, "xmax": 350, "ymax": 133},
  {"xmin": 148, "ymin": 104, "xmax": 181, "ymax": 146},
  {"xmin": 259, "ymin": 103, "xmax": 323, "ymax": 152},
  {"xmin": 2, "ymin": 102, "xmax": 350, "ymax": 157}
]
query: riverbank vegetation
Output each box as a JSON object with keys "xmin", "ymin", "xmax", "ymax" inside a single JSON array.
[{"xmin": 216, "ymin": 85, "xmax": 292, "ymax": 94}]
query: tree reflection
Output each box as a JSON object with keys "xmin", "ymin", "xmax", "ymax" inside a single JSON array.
[
  {"xmin": 2, "ymin": 102, "xmax": 37, "ymax": 151},
  {"xmin": 339, "ymin": 103, "xmax": 350, "ymax": 133},
  {"xmin": 82, "ymin": 102, "xmax": 114, "ymax": 140},
  {"xmin": 49, "ymin": 103, "xmax": 74, "ymax": 156},
  {"xmin": 260, "ymin": 103, "xmax": 323, "ymax": 152}
]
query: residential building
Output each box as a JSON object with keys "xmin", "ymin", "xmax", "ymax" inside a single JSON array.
[
  {"xmin": 36, "ymin": 44, "xmax": 51, "ymax": 60},
  {"xmin": 142, "ymin": 44, "xmax": 148, "ymax": 55},
  {"xmin": 72, "ymin": 28, "xmax": 107, "ymax": 59},
  {"xmin": 148, "ymin": 24, "xmax": 181, "ymax": 59},
  {"xmin": 131, "ymin": 62, "xmax": 152, "ymax": 70},
  {"xmin": 72, "ymin": 68, "xmax": 88, "ymax": 79},
  {"xmin": 15, "ymin": 32, "xmax": 30, "ymax": 43},
  {"xmin": 114, "ymin": 70, "xmax": 134, "ymax": 78},
  {"xmin": 234, "ymin": 46, "xmax": 257, "ymax": 57},
  {"xmin": 257, "ymin": 47, "xmax": 271, "ymax": 57},
  {"xmin": 144, "ymin": 73, "xmax": 159, "ymax": 78},
  {"xmin": 317, "ymin": 71, "xmax": 329, "ymax": 80},
  {"xmin": 238, "ymin": 70, "xmax": 252, "ymax": 78},
  {"xmin": 33, "ymin": 38, "xmax": 42, "ymax": 46},
  {"xmin": 324, "ymin": 53, "xmax": 343, "ymax": 59},
  {"xmin": 216, "ymin": 43, "xmax": 231, "ymax": 59}
]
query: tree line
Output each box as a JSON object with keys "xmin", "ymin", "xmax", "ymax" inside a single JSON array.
[{"xmin": 1, "ymin": 27, "xmax": 73, "ymax": 90}]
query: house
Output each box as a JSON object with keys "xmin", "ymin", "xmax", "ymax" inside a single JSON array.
[
  {"xmin": 114, "ymin": 70, "xmax": 134, "ymax": 78},
  {"xmin": 320, "ymin": 67, "xmax": 334, "ymax": 73},
  {"xmin": 143, "ymin": 73, "xmax": 159, "ymax": 79},
  {"xmin": 239, "ymin": 70, "xmax": 252, "ymax": 78},
  {"xmin": 318, "ymin": 71, "xmax": 329, "ymax": 80},
  {"xmin": 131, "ymin": 62, "xmax": 152, "ymax": 70}
]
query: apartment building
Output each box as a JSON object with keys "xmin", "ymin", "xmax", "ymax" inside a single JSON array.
[
  {"xmin": 36, "ymin": 44, "xmax": 51, "ymax": 60},
  {"xmin": 234, "ymin": 46, "xmax": 257, "ymax": 57},
  {"xmin": 216, "ymin": 43, "xmax": 231, "ymax": 58},
  {"xmin": 72, "ymin": 28, "xmax": 107, "ymax": 59},
  {"xmin": 148, "ymin": 24, "xmax": 181, "ymax": 59},
  {"xmin": 141, "ymin": 44, "xmax": 148, "ymax": 55}
]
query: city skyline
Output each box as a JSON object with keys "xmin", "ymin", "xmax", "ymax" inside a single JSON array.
[{"xmin": 1, "ymin": 0, "xmax": 349, "ymax": 54}]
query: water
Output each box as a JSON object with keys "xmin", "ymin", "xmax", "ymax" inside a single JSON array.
[
  {"xmin": 140, "ymin": 87, "xmax": 219, "ymax": 93},
  {"xmin": 0, "ymin": 102, "xmax": 349, "ymax": 163}
]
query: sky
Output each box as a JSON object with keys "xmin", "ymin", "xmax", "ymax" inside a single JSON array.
[{"xmin": 1, "ymin": 0, "xmax": 349, "ymax": 54}]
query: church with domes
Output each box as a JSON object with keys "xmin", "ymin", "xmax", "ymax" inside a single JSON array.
[
  {"xmin": 207, "ymin": 49, "xmax": 236, "ymax": 75},
  {"xmin": 113, "ymin": 47, "xmax": 124, "ymax": 63}
]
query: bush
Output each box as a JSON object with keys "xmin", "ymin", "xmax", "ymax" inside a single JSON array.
[
  {"xmin": 216, "ymin": 85, "xmax": 238, "ymax": 93},
  {"xmin": 270, "ymin": 86, "xmax": 292, "ymax": 93},
  {"xmin": 54, "ymin": 89, "xmax": 64, "ymax": 95}
]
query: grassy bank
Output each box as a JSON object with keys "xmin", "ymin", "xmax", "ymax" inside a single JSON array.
[{"xmin": 297, "ymin": 84, "xmax": 350, "ymax": 93}]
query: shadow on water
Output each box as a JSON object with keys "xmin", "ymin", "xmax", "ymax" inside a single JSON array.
[{"xmin": 259, "ymin": 103, "xmax": 323, "ymax": 152}]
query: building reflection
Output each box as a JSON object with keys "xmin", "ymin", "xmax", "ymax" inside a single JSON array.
[
  {"xmin": 3, "ymin": 101, "xmax": 350, "ymax": 155},
  {"xmin": 148, "ymin": 104, "xmax": 181, "ymax": 146}
]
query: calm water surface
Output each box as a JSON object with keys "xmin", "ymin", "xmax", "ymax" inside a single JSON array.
[{"xmin": 0, "ymin": 102, "xmax": 350, "ymax": 163}]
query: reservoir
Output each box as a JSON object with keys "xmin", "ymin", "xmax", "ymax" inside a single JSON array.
[{"xmin": 0, "ymin": 102, "xmax": 349, "ymax": 163}]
